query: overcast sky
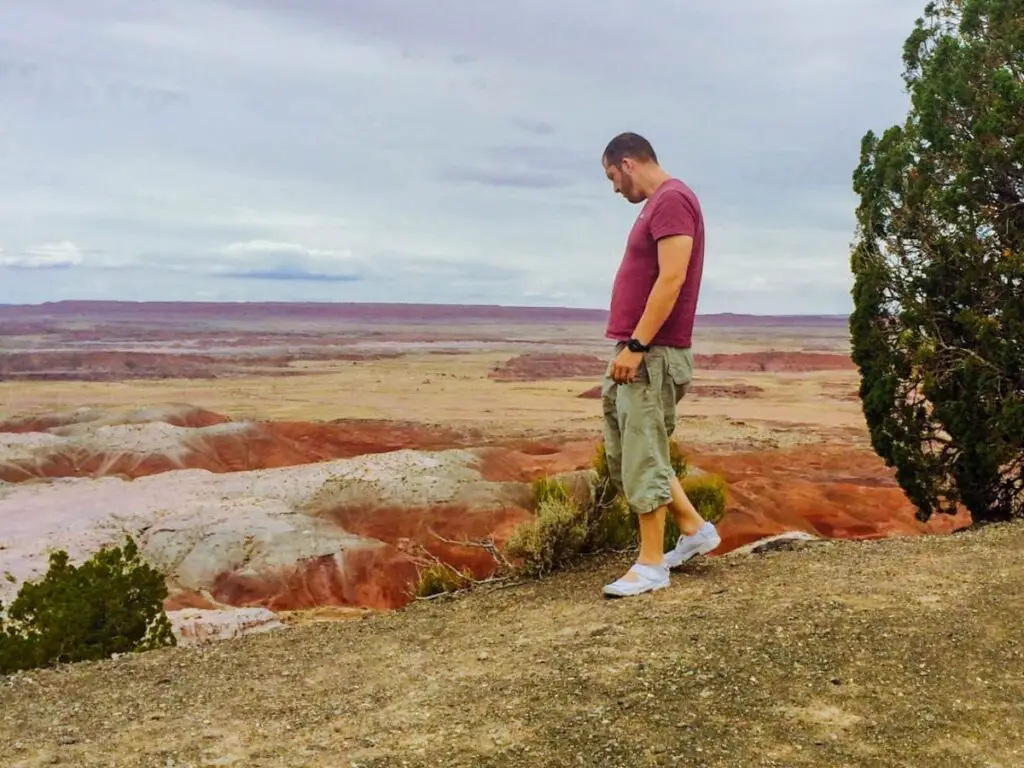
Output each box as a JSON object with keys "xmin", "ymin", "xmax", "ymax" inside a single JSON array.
[{"xmin": 0, "ymin": 0, "xmax": 924, "ymax": 313}]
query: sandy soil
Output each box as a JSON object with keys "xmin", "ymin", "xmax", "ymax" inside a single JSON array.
[{"xmin": 1, "ymin": 521, "xmax": 1020, "ymax": 767}]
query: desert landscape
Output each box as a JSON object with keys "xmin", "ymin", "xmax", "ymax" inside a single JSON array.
[
  {"xmin": 1, "ymin": 301, "xmax": 1018, "ymax": 767},
  {"xmin": 0, "ymin": 301, "xmax": 972, "ymax": 643}
]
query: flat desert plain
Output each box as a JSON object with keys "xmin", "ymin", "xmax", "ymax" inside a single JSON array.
[{"xmin": 0, "ymin": 301, "xmax": 969, "ymax": 636}]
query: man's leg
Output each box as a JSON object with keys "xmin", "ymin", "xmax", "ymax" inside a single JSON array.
[
  {"xmin": 668, "ymin": 475, "xmax": 704, "ymax": 537},
  {"xmin": 660, "ymin": 348, "xmax": 721, "ymax": 566},
  {"xmin": 602, "ymin": 349, "xmax": 674, "ymax": 597},
  {"xmin": 636, "ymin": 504, "xmax": 668, "ymax": 564}
]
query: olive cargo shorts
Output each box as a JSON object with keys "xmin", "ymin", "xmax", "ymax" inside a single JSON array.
[{"xmin": 601, "ymin": 343, "xmax": 694, "ymax": 515}]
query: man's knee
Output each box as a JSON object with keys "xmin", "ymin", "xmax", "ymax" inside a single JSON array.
[
  {"xmin": 616, "ymin": 397, "xmax": 674, "ymax": 514},
  {"xmin": 621, "ymin": 457, "xmax": 673, "ymax": 514}
]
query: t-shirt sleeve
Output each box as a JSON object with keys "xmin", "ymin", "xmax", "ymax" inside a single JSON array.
[{"xmin": 648, "ymin": 190, "xmax": 697, "ymax": 241}]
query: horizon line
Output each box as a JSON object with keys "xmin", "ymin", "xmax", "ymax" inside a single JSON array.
[{"xmin": 0, "ymin": 299, "xmax": 850, "ymax": 319}]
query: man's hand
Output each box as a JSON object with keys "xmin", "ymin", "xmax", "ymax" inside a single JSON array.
[{"xmin": 611, "ymin": 347, "xmax": 644, "ymax": 383}]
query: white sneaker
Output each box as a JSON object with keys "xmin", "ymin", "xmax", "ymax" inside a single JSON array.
[
  {"xmin": 664, "ymin": 522, "xmax": 721, "ymax": 569},
  {"xmin": 602, "ymin": 562, "xmax": 670, "ymax": 598}
]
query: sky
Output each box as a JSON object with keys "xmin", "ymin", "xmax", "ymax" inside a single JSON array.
[{"xmin": 0, "ymin": 0, "xmax": 926, "ymax": 313}]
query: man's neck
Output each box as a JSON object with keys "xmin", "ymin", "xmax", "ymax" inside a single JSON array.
[{"xmin": 637, "ymin": 166, "xmax": 673, "ymax": 200}]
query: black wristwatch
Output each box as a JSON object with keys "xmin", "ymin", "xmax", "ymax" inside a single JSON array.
[{"xmin": 627, "ymin": 338, "xmax": 650, "ymax": 353}]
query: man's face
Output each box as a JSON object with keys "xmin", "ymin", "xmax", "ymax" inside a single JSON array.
[{"xmin": 603, "ymin": 157, "xmax": 643, "ymax": 203}]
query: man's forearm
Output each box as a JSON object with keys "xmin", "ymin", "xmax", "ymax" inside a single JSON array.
[{"xmin": 631, "ymin": 275, "xmax": 685, "ymax": 346}]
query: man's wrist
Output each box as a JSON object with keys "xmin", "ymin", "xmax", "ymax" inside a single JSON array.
[{"xmin": 627, "ymin": 337, "xmax": 650, "ymax": 353}]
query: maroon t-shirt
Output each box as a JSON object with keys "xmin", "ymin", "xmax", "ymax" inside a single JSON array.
[{"xmin": 605, "ymin": 178, "xmax": 705, "ymax": 348}]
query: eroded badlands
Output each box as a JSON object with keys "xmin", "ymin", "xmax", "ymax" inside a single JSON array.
[{"xmin": 0, "ymin": 304, "xmax": 971, "ymax": 645}]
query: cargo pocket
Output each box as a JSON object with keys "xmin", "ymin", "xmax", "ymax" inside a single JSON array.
[{"xmin": 667, "ymin": 348, "xmax": 694, "ymax": 386}]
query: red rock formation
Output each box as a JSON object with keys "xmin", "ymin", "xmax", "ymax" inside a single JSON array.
[
  {"xmin": 0, "ymin": 405, "xmax": 229, "ymax": 433},
  {"xmin": 327, "ymin": 503, "xmax": 534, "ymax": 582},
  {"xmin": 489, "ymin": 354, "xmax": 608, "ymax": 381},
  {"xmin": 164, "ymin": 590, "xmax": 221, "ymax": 611},
  {"xmin": 0, "ymin": 401, "xmax": 977, "ymax": 619},
  {"xmin": 209, "ymin": 548, "xmax": 421, "ymax": 611},
  {"xmin": 474, "ymin": 443, "xmax": 597, "ymax": 483},
  {"xmin": 0, "ymin": 416, "xmax": 475, "ymax": 482},
  {"xmin": 690, "ymin": 444, "xmax": 972, "ymax": 552},
  {"xmin": 0, "ymin": 408, "xmax": 600, "ymax": 484}
]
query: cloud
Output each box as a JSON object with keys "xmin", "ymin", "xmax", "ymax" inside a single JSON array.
[
  {"xmin": 438, "ymin": 167, "xmax": 572, "ymax": 190},
  {"xmin": 0, "ymin": 242, "xmax": 86, "ymax": 269},
  {"xmin": 0, "ymin": 0, "xmax": 929, "ymax": 312},
  {"xmin": 208, "ymin": 240, "xmax": 362, "ymax": 282},
  {"xmin": 509, "ymin": 118, "xmax": 556, "ymax": 136},
  {"xmin": 221, "ymin": 268, "xmax": 362, "ymax": 282}
]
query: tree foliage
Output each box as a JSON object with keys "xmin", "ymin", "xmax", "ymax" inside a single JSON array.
[
  {"xmin": 850, "ymin": 0, "xmax": 1024, "ymax": 524},
  {"xmin": 0, "ymin": 537, "xmax": 176, "ymax": 674}
]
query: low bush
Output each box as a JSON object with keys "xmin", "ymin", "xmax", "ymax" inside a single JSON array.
[
  {"xmin": 682, "ymin": 473, "xmax": 728, "ymax": 525},
  {"xmin": 657, "ymin": 473, "xmax": 729, "ymax": 550},
  {"xmin": 414, "ymin": 563, "xmax": 474, "ymax": 598},
  {"xmin": 0, "ymin": 537, "xmax": 176, "ymax": 675},
  {"xmin": 505, "ymin": 494, "xmax": 589, "ymax": 578},
  {"xmin": 502, "ymin": 440, "xmax": 729, "ymax": 578}
]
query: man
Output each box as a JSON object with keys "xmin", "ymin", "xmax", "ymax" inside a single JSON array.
[{"xmin": 599, "ymin": 132, "xmax": 720, "ymax": 598}]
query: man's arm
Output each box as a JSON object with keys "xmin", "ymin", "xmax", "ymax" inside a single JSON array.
[{"xmin": 631, "ymin": 234, "xmax": 693, "ymax": 346}]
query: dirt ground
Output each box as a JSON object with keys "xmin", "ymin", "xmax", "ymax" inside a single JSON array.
[{"xmin": 2, "ymin": 521, "xmax": 1021, "ymax": 768}]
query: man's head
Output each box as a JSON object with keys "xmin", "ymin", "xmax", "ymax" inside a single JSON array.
[{"xmin": 602, "ymin": 132, "xmax": 660, "ymax": 204}]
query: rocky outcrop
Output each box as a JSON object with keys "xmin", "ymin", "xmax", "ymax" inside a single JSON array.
[
  {"xmin": 0, "ymin": 404, "xmax": 229, "ymax": 433},
  {"xmin": 0, "ymin": 444, "xmax": 592, "ymax": 616},
  {"xmin": 169, "ymin": 608, "xmax": 285, "ymax": 647},
  {"xmin": 0, "ymin": 403, "xmax": 973, "ymax": 649},
  {"xmin": 0, "ymin": 408, "xmax": 476, "ymax": 482},
  {"xmin": 695, "ymin": 444, "xmax": 972, "ymax": 551},
  {"xmin": 489, "ymin": 353, "xmax": 607, "ymax": 382}
]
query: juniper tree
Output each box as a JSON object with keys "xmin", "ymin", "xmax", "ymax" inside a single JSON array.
[
  {"xmin": 0, "ymin": 537, "xmax": 176, "ymax": 674},
  {"xmin": 850, "ymin": 0, "xmax": 1024, "ymax": 523}
]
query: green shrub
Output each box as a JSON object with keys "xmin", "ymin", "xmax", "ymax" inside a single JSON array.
[
  {"xmin": 585, "ymin": 492, "xmax": 635, "ymax": 553},
  {"xmin": 501, "ymin": 440, "xmax": 729, "ymax": 580},
  {"xmin": 682, "ymin": 473, "xmax": 728, "ymax": 525},
  {"xmin": 414, "ymin": 563, "xmax": 474, "ymax": 598},
  {"xmin": 592, "ymin": 438, "xmax": 688, "ymax": 482},
  {"xmin": 586, "ymin": 441, "xmax": 636, "ymax": 552},
  {"xmin": 531, "ymin": 475, "xmax": 574, "ymax": 507},
  {"xmin": 0, "ymin": 537, "xmax": 176, "ymax": 675},
  {"xmin": 669, "ymin": 440, "xmax": 688, "ymax": 479},
  {"xmin": 504, "ymin": 497, "xmax": 588, "ymax": 578},
  {"xmin": 657, "ymin": 473, "xmax": 728, "ymax": 550}
]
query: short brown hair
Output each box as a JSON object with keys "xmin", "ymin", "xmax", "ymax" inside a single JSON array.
[{"xmin": 603, "ymin": 132, "xmax": 658, "ymax": 166}]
